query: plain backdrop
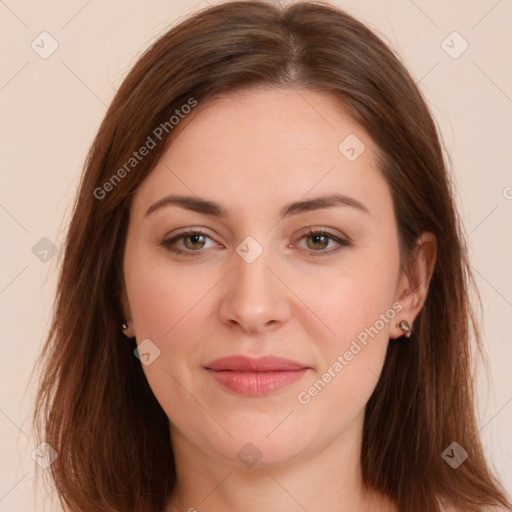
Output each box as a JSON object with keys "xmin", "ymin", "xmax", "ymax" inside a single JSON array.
[{"xmin": 1, "ymin": 0, "xmax": 511, "ymax": 510}]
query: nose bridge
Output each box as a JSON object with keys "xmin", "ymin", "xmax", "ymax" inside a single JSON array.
[
  {"xmin": 235, "ymin": 245, "xmax": 272, "ymax": 294},
  {"xmin": 218, "ymin": 234, "xmax": 289, "ymax": 332},
  {"xmin": 232, "ymin": 235, "xmax": 277, "ymax": 304}
]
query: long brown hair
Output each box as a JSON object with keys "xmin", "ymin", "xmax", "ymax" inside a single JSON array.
[{"xmin": 31, "ymin": 1, "xmax": 511, "ymax": 511}]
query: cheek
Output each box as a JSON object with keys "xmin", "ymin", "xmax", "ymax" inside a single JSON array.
[
  {"xmin": 125, "ymin": 253, "xmax": 219, "ymax": 340},
  {"xmin": 308, "ymin": 276, "xmax": 395, "ymax": 385},
  {"xmin": 296, "ymin": 249, "xmax": 400, "ymax": 409},
  {"xmin": 296, "ymin": 251, "xmax": 399, "ymax": 352},
  {"xmin": 123, "ymin": 255, "xmax": 216, "ymax": 418},
  {"xmin": 293, "ymin": 279, "xmax": 396, "ymax": 438},
  {"xmin": 124, "ymin": 250, "xmax": 222, "ymax": 391},
  {"xmin": 328, "ymin": 275, "xmax": 397, "ymax": 344}
]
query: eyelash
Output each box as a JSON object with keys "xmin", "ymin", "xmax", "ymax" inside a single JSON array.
[{"xmin": 161, "ymin": 228, "xmax": 350, "ymax": 258}]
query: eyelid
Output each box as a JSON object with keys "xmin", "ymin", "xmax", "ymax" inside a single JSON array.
[
  {"xmin": 292, "ymin": 227, "xmax": 350, "ymax": 256},
  {"xmin": 295, "ymin": 226, "xmax": 349, "ymax": 242},
  {"xmin": 165, "ymin": 227, "xmax": 216, "ymax": 240},
  {"xmin": 161, "ymin": 226, "xmax": 350, "ymax": 257},
  {"xmin": 161, "ymin": 228, "xmax": 220, "ymax": 256}
]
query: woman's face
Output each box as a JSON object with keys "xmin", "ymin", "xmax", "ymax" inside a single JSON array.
[{"xmin": 122, "ymin": 87, "xmax": 412, "ymax": 468}]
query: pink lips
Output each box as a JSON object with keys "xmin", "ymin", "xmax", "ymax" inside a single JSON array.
[{"xmin": 203, "ymin": 355, "xmax": 310, "ymax": 396}]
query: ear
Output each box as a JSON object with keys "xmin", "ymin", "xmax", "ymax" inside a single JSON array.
[
  {"xmin": 390, "ymin": 231, "xmax": 437, "ymax": 339},
  {"xmin": 119, "ymin": 284, "xmax": 136, "ymax": 338}
]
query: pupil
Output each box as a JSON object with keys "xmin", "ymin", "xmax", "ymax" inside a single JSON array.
[
  {"xmin": 310, "ymin": 235, "xmax": 327, "ymax": 249},
  {"xmin": 186, "ymin": 234, "xmax": 204, "ymax": 249}
]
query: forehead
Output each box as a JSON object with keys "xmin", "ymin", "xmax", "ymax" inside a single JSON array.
[
  {"xmin": 132, "ymin": 87, "xmax": 391, "ymax": 219},
  {"xmin": 168, "ymin": 87, "xmax": 368, "ymax": 167}
]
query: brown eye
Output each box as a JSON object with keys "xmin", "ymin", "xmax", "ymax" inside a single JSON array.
[
  {"xmin": 297, "ymin": 229, "xmax": 350, "ymax": 257},
  {"xmin": 305, "ymin": 233, "xmax": 330, "ymax": 251},
  {"xmin": 183, "ymin": 233, "xmax": 207, "ymax": 250},
  {"xmin": 162, "ymin": 229, "xmax": 217, "ymax": 257}
]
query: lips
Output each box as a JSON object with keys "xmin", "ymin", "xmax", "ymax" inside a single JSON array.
[
  {"xmin": 204, "ymin": 355, "xmax": 308, "ymax": 372},
  {"xmin": 203, "ymin": 355, "xmax": 311, "ymax": 396}
]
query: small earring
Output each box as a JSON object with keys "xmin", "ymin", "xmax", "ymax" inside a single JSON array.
[
  {"xmin": 122, "ymin": 321, "xmax": 128, "ymax": 330},
  {"xmin": 398, "ymin": 320, "xmax": 412, "ymax": 338}
]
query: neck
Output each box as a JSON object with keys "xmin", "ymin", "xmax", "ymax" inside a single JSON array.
[{"xmin": 165, "ymin": 411, "xmax": 396, "ymax": 512}]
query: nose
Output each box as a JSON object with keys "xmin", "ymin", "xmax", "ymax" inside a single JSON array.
[{"xmin": 218, "ymin": 245, "xmax": 291, "ymax": 335}]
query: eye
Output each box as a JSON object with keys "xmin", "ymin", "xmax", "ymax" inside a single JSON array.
[
  {"xmin": 295, "ymin": 228, "xmax": 350, "ymax": 257},
  {"xmin": 161, "ymin": 229, "xmax": 218, "ymax": 256},
  {"xmin": 161, "ymin": 227, "xmax": 350, "ymax": 258}
]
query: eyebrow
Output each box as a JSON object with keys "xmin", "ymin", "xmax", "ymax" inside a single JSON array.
[{"xmin": 144, "ymin": 192, "xmax": 370, "ymax": 219}]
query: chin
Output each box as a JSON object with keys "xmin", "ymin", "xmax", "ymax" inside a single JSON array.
[{"xmin": 200, "ymin": 418, "xmax": 315, "ymax": 469}]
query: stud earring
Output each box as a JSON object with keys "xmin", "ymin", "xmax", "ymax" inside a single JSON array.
[
  {"xmin": 122, "ymin": 321, "xmax": 128, "ymax": 330},
  {"xmin": 398, "ymin": 320, "xmax": 412, "ymax": 338}
]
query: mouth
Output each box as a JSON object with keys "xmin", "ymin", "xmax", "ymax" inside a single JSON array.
[{"xmin": 203, "ymin": 355, "xmax": 311, "ymax": 396}]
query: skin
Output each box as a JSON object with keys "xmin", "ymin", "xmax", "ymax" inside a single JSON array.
[{"xmin": 120, "ymin": 87, "xmax": 437, "ymax": 512}]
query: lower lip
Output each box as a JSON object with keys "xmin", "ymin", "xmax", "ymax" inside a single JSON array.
[{"xmin": 205, "ymin": 368, "xmax": 308, "ymax": 396}]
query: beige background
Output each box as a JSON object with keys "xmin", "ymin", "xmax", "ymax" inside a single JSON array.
[{"xmin": 1, "ymin": 0, "xmax": 511, "ymax": 509}]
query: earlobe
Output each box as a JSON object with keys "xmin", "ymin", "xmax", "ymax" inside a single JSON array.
[
  {"xmin": 119, "ymin": 286, "xmax": 136, "ymax": 338},
  {"xmin": 121, "ymin": 320, "xmax": 135, "ymax": 339},
  {"xmin": 391, "ymin": 232, "xmax": 437, "ymax": 340}
]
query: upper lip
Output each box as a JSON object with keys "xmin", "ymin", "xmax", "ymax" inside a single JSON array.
[{"xmin": 204, "ymin": 355, "xmax": 310, "ymax": 372}]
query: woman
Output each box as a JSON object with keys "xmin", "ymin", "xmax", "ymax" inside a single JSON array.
[{"xmin": 32, "ymin": 1, "xmax": 511, "ymax": 511}]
